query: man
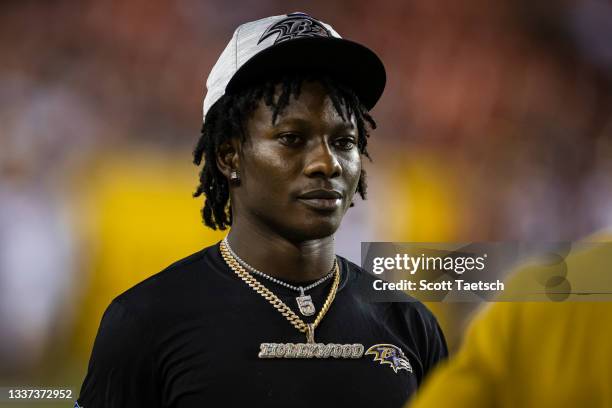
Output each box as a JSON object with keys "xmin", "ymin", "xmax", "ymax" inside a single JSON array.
[{"xmin": 77, "ymin": 12, "xmax": 447, "ymax": 407}]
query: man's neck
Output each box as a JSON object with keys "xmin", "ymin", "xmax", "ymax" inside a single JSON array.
[{"xmin": 225, "ymin": 218, "xmax": 336, "ymax": 283}]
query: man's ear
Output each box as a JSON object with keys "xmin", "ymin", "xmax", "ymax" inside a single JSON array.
[{"xmin": 216, "ymin": 138, "xmax": 240, "ymax": 179}]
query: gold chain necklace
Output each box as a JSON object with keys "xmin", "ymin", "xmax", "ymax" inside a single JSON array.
[
  {"xmin": 219, "ymin": 240, "xmax": 364, "ymax": 359},
  {"xmin": 222, "ymin": 237, "xmax": 335, "ymax": 317}
]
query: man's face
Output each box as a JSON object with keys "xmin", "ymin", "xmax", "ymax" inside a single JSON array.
[{"xmin": 231, "ymin": 81, "xmax": 362, "ymax": 242}]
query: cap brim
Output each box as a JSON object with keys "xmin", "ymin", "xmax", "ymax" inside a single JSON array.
[{"xmin": 226, "ymin": 37, "xmax": 386, "ymax": 111}]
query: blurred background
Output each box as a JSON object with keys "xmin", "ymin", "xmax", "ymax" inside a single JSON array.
[{"xmin": 1, "ymin": 0, "xmax": 612, "ymax": 404}]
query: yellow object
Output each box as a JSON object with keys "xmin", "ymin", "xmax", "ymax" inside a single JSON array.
[{"xmin": 408, "ymin": 239, "xmax": 612, "ymax": 408}]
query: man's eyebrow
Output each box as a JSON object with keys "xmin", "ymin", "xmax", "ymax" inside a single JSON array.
[
  {"xmin": 334, "ymin": 121, "xmax": 356, "ymax": 130},
  {"xmin": 272, "ymin": 117, "xmax": 312, "ymax": 127},
  {"xmin": 273, "ymin": 116, "xmax": 356, "ymax": 129}
]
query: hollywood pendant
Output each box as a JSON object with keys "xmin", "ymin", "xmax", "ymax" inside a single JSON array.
[
  {"xmin": 296, "ymin": 288, "xmax": 316, "ymax": 316},
  {"xmin": 258, "ymin": 342, "xmax": 365, "ymax": 359},
  {"xmin": 258, "ymin": 324, "xmax": 365, "ymax": 359}
]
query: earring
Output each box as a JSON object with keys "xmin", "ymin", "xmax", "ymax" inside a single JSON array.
[{"xmin": 230, "ymin": 170, "xmax": 240, "ymax": 183}]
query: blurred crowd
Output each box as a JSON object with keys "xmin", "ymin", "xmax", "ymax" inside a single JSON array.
[{"xmin": 1, "ymin": 0, "xmax": 612, "ymax": 394}]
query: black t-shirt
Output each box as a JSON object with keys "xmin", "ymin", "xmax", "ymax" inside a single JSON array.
[{"xmin": 77, "ymin": 243, "xmax": 447, "ymax": 408}]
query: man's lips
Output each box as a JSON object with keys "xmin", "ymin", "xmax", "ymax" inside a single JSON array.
[
  {"xmin": 297, "ymin": 189, "xmax": 343, "ymax": 199},
  {"xmin": 297, "ymin": 189, "xmax": 343, "ymax": 211}
]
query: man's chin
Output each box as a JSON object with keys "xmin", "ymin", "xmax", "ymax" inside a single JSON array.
[
  {"xmin": 290, "ymin": 216, "xmax": 342, "ymax": 241},
  {"xmin": 256, "ymin": 208, "xmax": 344, "ymax": 242}
]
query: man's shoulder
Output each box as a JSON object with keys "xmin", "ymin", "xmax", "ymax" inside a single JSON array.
[
  {"xmin": 112, "ymin": 244, "xmax": 217, "ymax": 314},
  {"xmin": 341, "ymin": 255, "xmax": 441, "ymax": 324}
]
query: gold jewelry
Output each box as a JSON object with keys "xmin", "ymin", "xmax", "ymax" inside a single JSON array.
[
  {"xmin": 219, "ymin": 240, "xmax": 364, "ymax": 359},
  {"xmin": 222, "ymin": 237, "xmax": 335, "ymax": 317}
]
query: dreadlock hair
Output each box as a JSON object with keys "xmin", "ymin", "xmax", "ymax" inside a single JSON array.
[{"xmin": 192, "ymin": 72, "xmax": 377, "ymax": 231}]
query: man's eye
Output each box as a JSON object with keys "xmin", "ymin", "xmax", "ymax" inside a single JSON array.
[
  {"xmin": 334, "ymin": 137, "xmax": 356, "ymax": 150},
  {"xmin": 278, "ymin": 133, "xmax": 303, "ymax": 146}
]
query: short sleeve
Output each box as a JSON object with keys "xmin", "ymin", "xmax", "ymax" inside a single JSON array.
[
  {"xmin": 409, "ymin": 303, "xmax": 448, "ymax": 377},
  {"xmin": 76, "ymin": 298, "xmax": 160, "ymax": 407}
]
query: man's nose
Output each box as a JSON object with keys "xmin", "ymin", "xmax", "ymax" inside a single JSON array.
[{"xmin": 303, "ymin": 139, "xmax": 342, "ymax": 178}]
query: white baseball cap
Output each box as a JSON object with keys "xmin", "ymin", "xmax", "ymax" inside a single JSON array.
[{"xmin": 202, "ymin": 12, "xmax": 386, "ymax": 120}]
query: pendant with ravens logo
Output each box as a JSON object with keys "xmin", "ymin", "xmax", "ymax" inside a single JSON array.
[{"xmin": 365, "ymin": 344, "xmax": 413, "ymax": 374}]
